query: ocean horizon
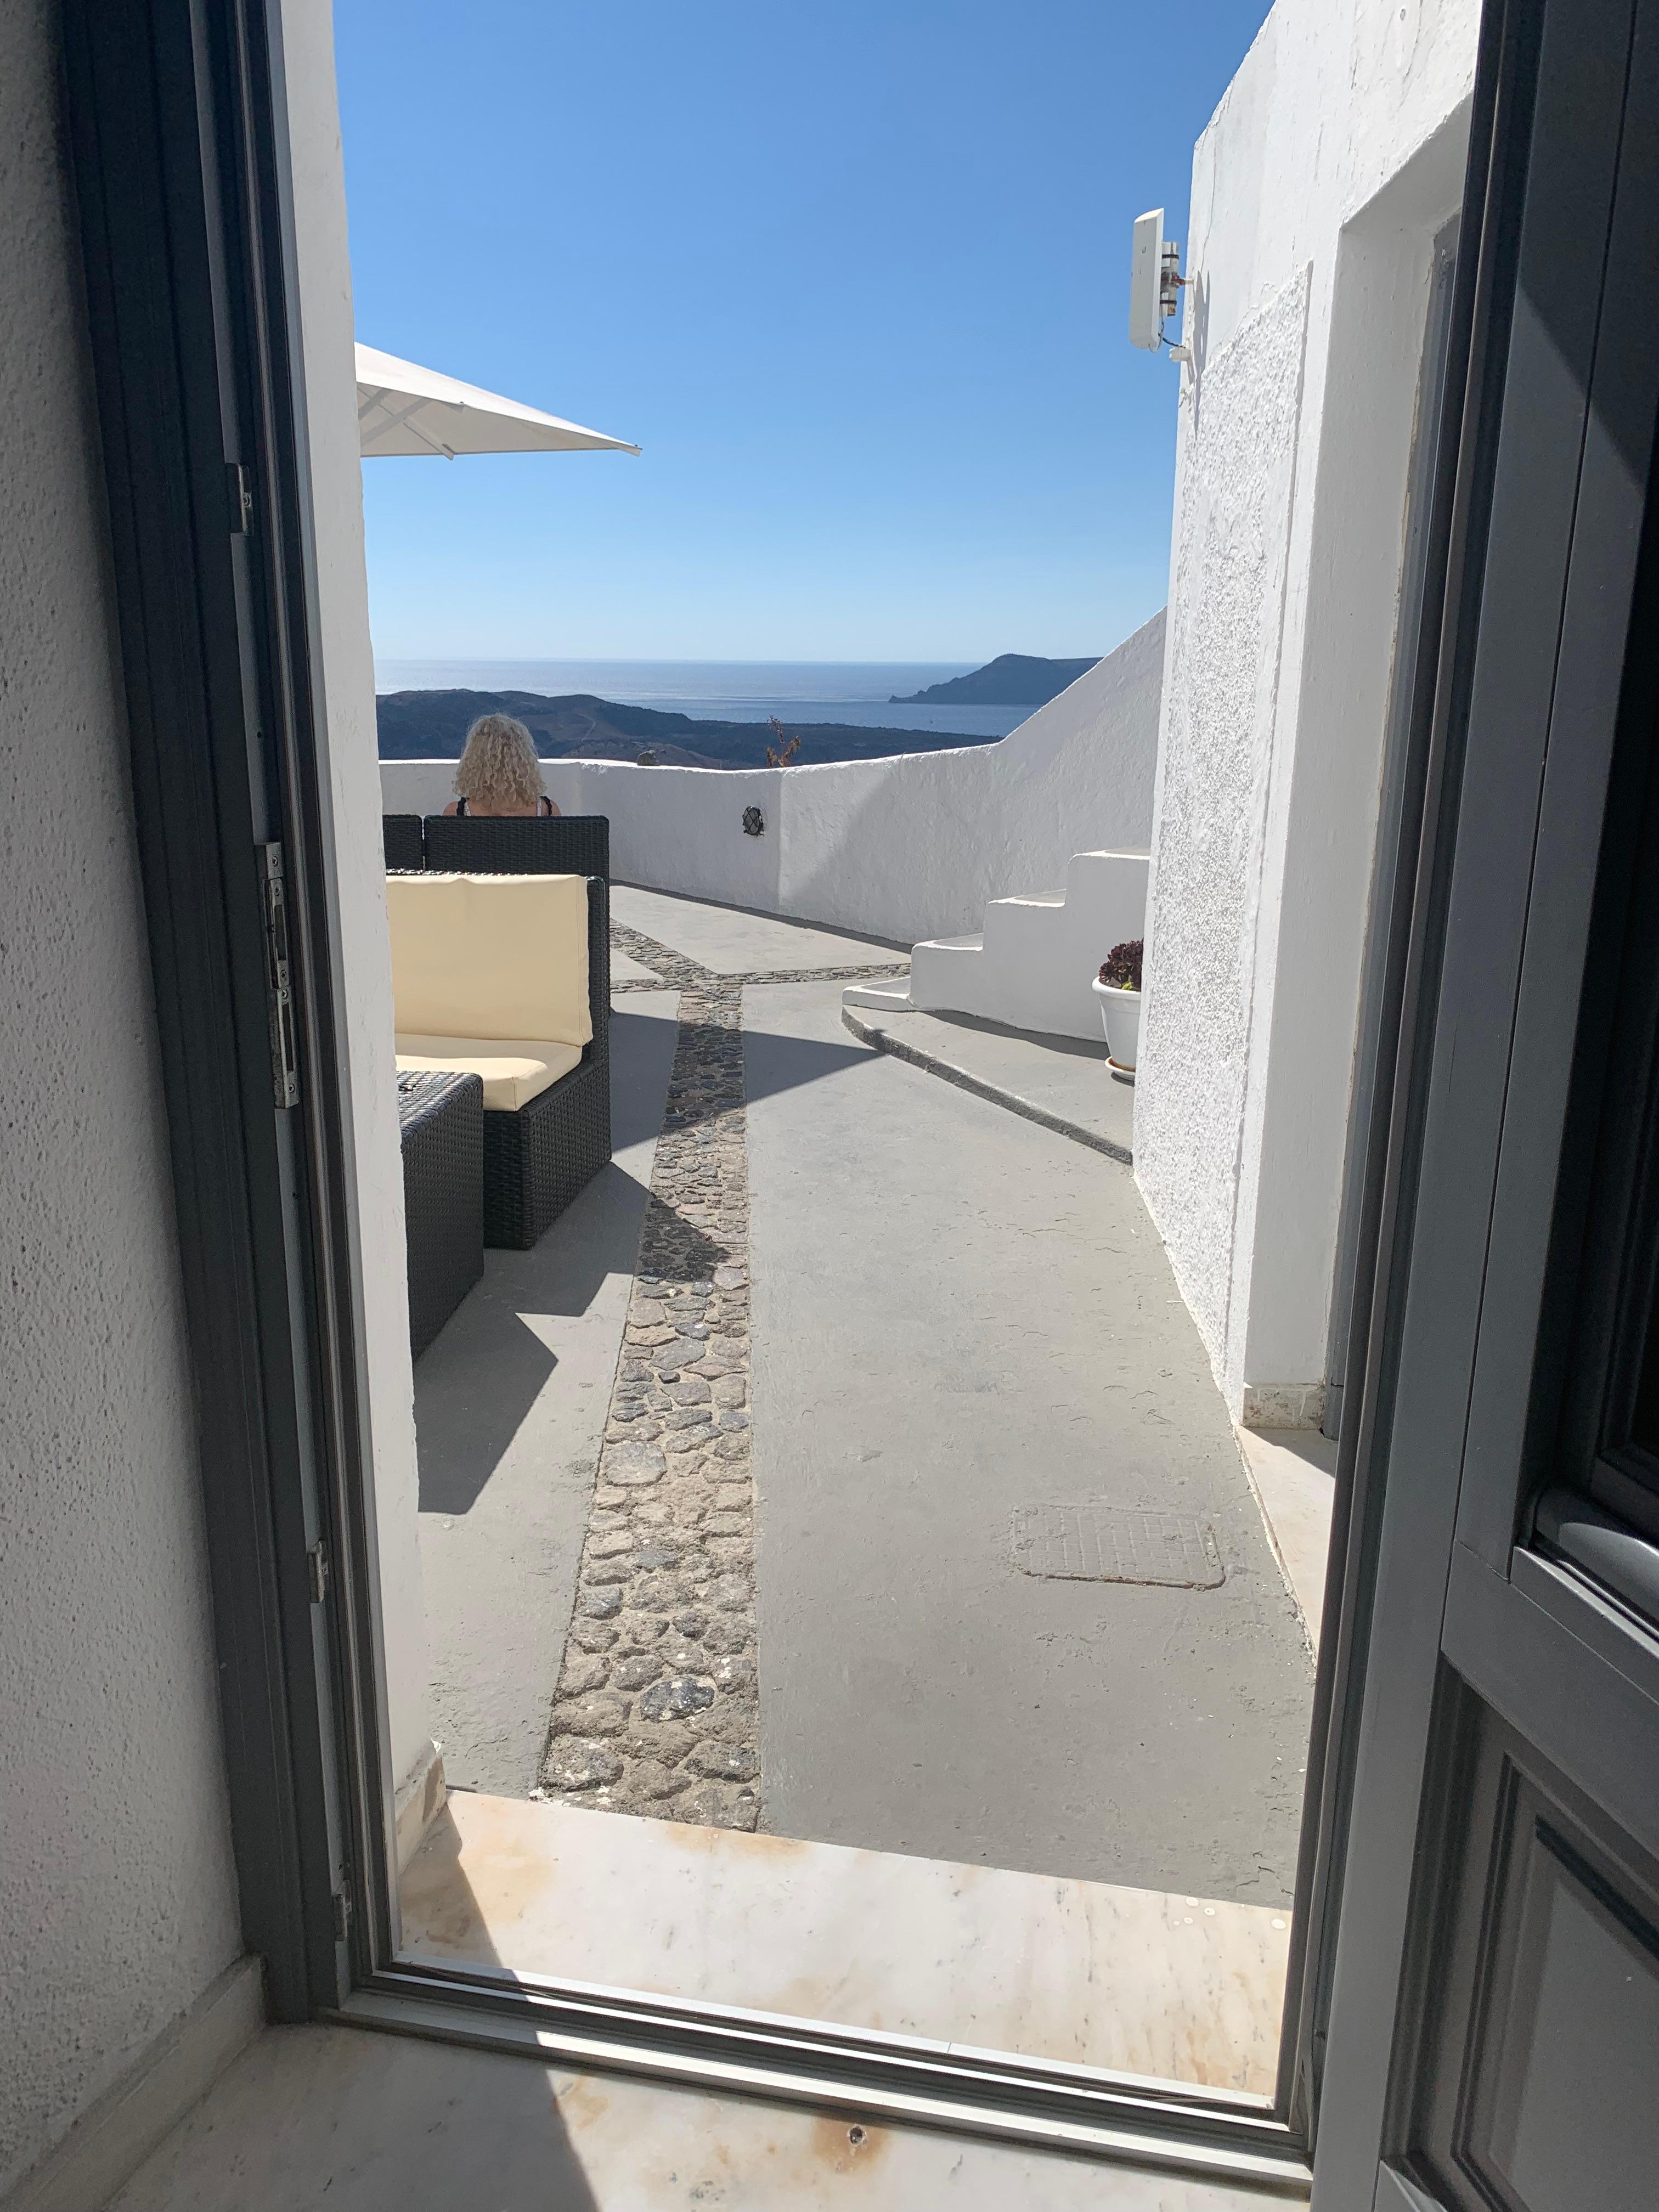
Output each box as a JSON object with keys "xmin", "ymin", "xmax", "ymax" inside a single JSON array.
[{"xmin": 372, "ymin": 658, "xmax": 1029, "ymax": 741}]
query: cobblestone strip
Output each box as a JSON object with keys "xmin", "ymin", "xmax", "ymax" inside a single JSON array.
[
  {"xmin": 613, "ymin": 960, "xmax": 910, "ymax": 996},
  {"xmin": 609, "ymin": 916, "xmax": 909, "ymax": 995},
  {"xmin": 539, "ymin": 918, "xmax": 908, "ymax": 1827},
  {"xmin": 539, "ymin": 964, "xmax": 764, "ymax": 1830},
  {"xmin": 609, "ymin": 920, "xmax": 710, "ymax": 991}
]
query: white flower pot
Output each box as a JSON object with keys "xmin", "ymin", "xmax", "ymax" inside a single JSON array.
[{"xmin": 1092, "ymin": 977, "xmax": 1141, "ymax": 1077}]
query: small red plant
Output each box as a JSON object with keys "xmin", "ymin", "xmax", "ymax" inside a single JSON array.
[{"xmin": 1099, "ymin": 939, "xmax": 1143, "ymax": 990}]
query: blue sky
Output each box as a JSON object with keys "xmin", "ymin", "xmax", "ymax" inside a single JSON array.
[{"xmin": 335, "ymin": 0, "xmax": 1271, "ymax": 663}]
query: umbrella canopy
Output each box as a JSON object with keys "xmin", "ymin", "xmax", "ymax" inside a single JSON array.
[{"xmin": 355, "ymin": 343, "xmax": 639, "ymax": 459}]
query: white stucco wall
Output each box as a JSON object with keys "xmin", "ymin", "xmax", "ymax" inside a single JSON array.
[
  {"xmin": 381, "ymin": 611, "xmax": 1165, "ymax": 949},
  {"xmin": 276, "ymin": 0, "xmax": 431, "ymax": 1804},
  {"xmin": 1135, "ymin": 0, "xmax": 1479, "ymax": 1423},
  {"xmin": 0, "ymin": 4, "xmax": 244, "ymax": 2190}
]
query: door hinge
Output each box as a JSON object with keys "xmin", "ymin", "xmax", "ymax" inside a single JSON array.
[
  {"xmin": 307, "ymin": 1539, "xmax": 330, "ymax": 1606},
  {"xmin": 227, "ymin": 460, "xmax": 253, "ymax": 534},
  {"xmin": 260, "ymin": 843, "xmax": 301, "ymax": 1108},
  {"xmin": 331, "ymin": 1888, "xmax": 352, "ymax": 1943}
]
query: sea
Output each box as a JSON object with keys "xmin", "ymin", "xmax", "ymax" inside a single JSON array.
[{"xmin": 372, "ymin": 659, "xmax": 1028, "ymax": 741}]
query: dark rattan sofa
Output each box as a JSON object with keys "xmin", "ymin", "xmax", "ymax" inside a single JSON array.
[
  {"xmin": 417, "ymin": 812, "xmax": 610, "ymax": 881},
  {"xmin": 397, "ymin": 1070, "xmax": 484, "ymax": 1355},
  {"xmin": 382, "ymin": 812, "xmax": 425, "ymax": 871},
  {"xmin": 387, "ymin": 871, "xmax": 612, "ymax": 1251}
]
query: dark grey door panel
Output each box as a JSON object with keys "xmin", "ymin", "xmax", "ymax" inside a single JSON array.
[
  {"xmin": 1314, "ymin": 0, "xmax": 1659, "ymax": 2197},
  {"xmin": 1441, "ymin": 1547, "xmax": 1659, "ymax": 1853},
  {"xmin": 1452, "ymin": 0, "xmax": 1659, "ymax": 1573},
  {"xmin": 1407, "ymin": 1703, "xmax": 1659, "ymax": 2212},
  {"xmin": 1469, "ymin": 1830, "xmax": 1659, "ymax": 2209}
]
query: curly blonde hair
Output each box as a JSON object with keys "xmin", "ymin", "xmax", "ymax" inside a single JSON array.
[{"xmin": 454, "ymin": 714, "xmax": 546, "ymax": 811}]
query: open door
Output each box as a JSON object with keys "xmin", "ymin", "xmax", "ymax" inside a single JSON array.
[{"xmin": 1311, "ymin": 0, "xmax": 1659, "ymax": 2202}]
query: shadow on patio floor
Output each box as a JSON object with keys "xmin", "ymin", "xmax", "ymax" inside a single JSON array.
[{"xmin": 416, "ymin": 1173, "xmax": 738, "ymax": 1514}]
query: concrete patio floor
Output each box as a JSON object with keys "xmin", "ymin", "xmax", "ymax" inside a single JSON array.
[
  {"xmin": 745, "ymin": 976, "xmax": 1310, "ymax": 1903},
  {"xmin": 610, "ymin": 882, "xmax": 904, "ymax": 973},
  {"xmin": 411, "ymin": 891, "xmax": 1314, "ymax": 1900},
  {"xmin": 842, "ymin": 996, "xmax": 1136, "ymax": 1159}
]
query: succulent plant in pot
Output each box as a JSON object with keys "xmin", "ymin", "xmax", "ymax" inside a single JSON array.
[{"xmin": 1091, "ymin": 938, "xmax": 1143, "ymax": 1078}]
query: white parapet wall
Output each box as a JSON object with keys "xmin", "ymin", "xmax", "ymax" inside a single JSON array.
[{"xmin": 380, "ymin": 610, "xmax": 1165, "ymax": 950}]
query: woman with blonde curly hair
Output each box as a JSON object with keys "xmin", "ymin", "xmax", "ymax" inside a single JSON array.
[{"xmin": 443, "ymin": 712, "xmax": 561, "ymax": 817}]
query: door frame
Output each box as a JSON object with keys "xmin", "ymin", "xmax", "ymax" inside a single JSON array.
[
  {"xmin": 1321, "ymin": 218, "xmax": 1461, "ymax": 1453},
  {"xmin": 61, "ymin": 0, "xmax": 399, "ymax": 2021},
  {"xmin": 60, "ymin": 20, "xmax": 1318, "ymax": 2180},
  {"xmin": 63, "ymin": 0, "xmax": 1633, "ymax": 2192}
]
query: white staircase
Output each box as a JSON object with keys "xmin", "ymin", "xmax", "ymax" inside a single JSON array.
[{"xmin": 871, "ymin": 849, "xmax": 1148, "ymax": 1042}]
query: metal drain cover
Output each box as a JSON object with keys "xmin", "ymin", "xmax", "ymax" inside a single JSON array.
[{"xmin": 1012, "ymin": 1503, "xmax": 1224, "ymax": 1588}]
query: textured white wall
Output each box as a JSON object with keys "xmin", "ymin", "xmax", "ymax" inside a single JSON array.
[
  {"xmin": 1135, "ymin": 0, "xmax": 1478, "ymax": 1421},
  {"xmin": 381, "ymin": 612, "xmax": 1165, "ymax": 949},
  {"xmin": 1136, "ymin": 269, "xmax": 1312, "ymax": 1370},
  {"xmin": 0, "ymin": 4, "xmax": 243, "ymax": 2191},
  {"xmin": 277, "ymin": 0, "xmax": 432, "ymax": 1805}
]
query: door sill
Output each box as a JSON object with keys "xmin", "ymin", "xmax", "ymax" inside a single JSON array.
[{"xmin": 327, "ymin": 1978, "xmax": 1312, "ymax": 2196}]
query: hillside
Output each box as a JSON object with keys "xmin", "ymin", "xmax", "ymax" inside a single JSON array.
[
  {"xmin": 375, "ymin": 688, "xmax": 990, "ymax": 769},
  {"xmin": 891, "ymin": 652, "xmax": 1099, "ymax": 707}
]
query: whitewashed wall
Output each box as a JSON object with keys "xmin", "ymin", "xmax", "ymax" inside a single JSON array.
[
  {"xmin": 382, "ymin": 611, "xmax": 1165, "ymax": 949},
  {"xmin": 279, "ymin": 0, "xmax": 434, "ymax": 1820},
  {"xmin": 1135, "ymin": 0, "xmax": 1480, "ymax": 1424},
  {"xmin": 0, "ymin": 5, "xmax": 243, "ymax": 2190}
]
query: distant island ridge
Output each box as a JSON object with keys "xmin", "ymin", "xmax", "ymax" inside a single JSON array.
[
  {"xmin": 377, "ymin": 653, "xmax": 1101, "ymax": 769},
  {"xmin": 890, "ymin": 653, "xmax": 1100, "ymax": 706},
  {"xmin": 376, "ymin": 690, "xmax": 988, "ymax": 770}
]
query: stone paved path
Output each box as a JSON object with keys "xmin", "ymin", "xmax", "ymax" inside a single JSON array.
[
  {"xmin": 607, "ymin": 918, "xmax": 908, "ymax": 996},
  {"xmin": 538, "ymin": 925, "xmax": 907, "ymax": 1830}
]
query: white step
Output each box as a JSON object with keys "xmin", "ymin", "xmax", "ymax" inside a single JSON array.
[
  {"xmin": 908, "ymin": 934, "xmax": 985, "ymax": 1017},
  {"xmin": 909, "ymin": 851, "xmax": 1149, "ymax": 1042},
  {"xmin": 842, "ymin": 980, "xmax": 913, "ymax": 1012}
]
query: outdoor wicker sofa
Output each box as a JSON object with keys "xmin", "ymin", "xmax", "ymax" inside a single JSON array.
[
  {"xmin": 382, "ymin": 812, "xmax": 424, "ymax": 872},
  {"xmin": 416, "ymin": 812, "xmax": 610, "ymax": 880},
  {"xmin": 397, "ymin": 1069, "xmax": 484, "ymax": 1356},
  {"xmin": 386, "ymin": 871, "xmax": 612, "ymax": 1250}
]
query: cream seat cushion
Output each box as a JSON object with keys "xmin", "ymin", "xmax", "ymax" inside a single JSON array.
[
  {"xmin": 395, "ymin": 1036, "xmax": 583, "ymax": 1113},
  {"xmin": 386, "ymin": 872, "xmax": 591, "ymax": 1048}
]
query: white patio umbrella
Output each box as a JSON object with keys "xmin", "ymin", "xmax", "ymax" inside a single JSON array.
[{"xmin": 355, "ymin": 343, "xmax": 639, "ymax": 459}]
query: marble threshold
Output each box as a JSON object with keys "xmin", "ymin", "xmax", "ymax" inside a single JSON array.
[{"xmin": 400, "ymin": 1790, "xmax": 1290, "ymax": 2101}]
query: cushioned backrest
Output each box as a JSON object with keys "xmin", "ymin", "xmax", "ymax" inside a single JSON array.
[{"xmin": 387, "ymin": 873, "xmax": 592, "ymax": 1047}]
